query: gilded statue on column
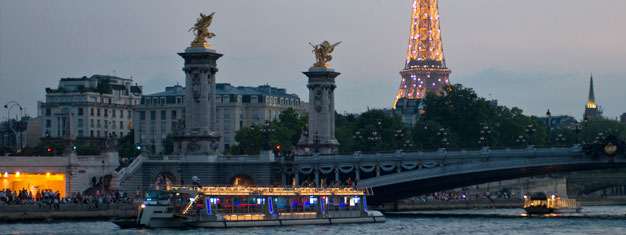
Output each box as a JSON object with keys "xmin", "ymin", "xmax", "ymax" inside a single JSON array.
[
  {"xmin": 189, "ymin": 12, "xmax": 216, "ymax": 49},
  {"xmin": 309, "ymin": 41, "xmax": 342, "ymax": 69}
]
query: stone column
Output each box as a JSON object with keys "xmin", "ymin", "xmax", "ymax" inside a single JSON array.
[
  {"xmin": 297, "ymin": 68, "xmax": 340, "ymax": 155},
  {"xmin": 174, "ymin": 47, "xmax": 222, "ymax": 156}
]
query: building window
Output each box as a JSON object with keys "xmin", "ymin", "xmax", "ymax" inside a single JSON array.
[
  {"xmin": 160, "ymin": 97, "xmax": 166, "ymax": 105},
  {"xmin": 120, "ymin": 121, "xmax": 123, "ymax": 130},
  {"xmin": 161, "ymin": 121, "xmax": 166, "ymax": 132},
  {"xmin": 97, "ymin": 120, "xmax": 101, "ymax": 128},
  {"xmin": 216, "ymin": 96, "xmax": 222, "ymax": 103},
  {"xmin": 224, "ymin": 109, "xmax": 230, "ymax": 119},
  {"xmin": 127, "ymin": 111, "xmax": 131, "ymax": 119},
  {"xmin": 251, "ymin": 96, "xmax": 258, "ymax": 103},
  {"xmin": 139, "ymin": 122, "xmax": 145, "ymax": 132},
  {"xmin": 97, "ymin": 108, "xmax": 100, "ymax": 116},
  {"xmin": 145, "ymin": 98, "xmax": 151, "ymax": 105},
  {"xmin": 90, "ymin": 130, "xmax": 93, "ymax": 137},
  {"xmin": 237, "ymin": 95, "xmax": 242, "ymax": 103},
  {"xmin": 104, "ymin": 121, "xmax": 108, "ymax": 128},
  {"xmin": 176, "ymin": 97, "xmax": 182, "ymax": 104},
  {"xmin": 104, "ymin": 131, "xmax": 108, "ymax": 137},
  {"xmin": 91, "ymin": 119, "xmax": 94, "ymax": 128},
  {"xmin": 223, "ymin": 95, "xmax": 229, "ymax": 103},
  {"xmin": 224, "ymin": 120, "xmax": 230, "ymax": 131},
  {"xmin": 161, "ymin": 110, "xmax": 166, "ymax": 120},
  {"xmin": 112, "ymin": 109, "xmax": 116, "ymax": 118},
  {"xmin": 97, "ymin": 131, "xmax": 100, "ymax": 137},
  {"xmin": 90, "ymin": 108, "xmax": 94, "ymax": 116},
  {"xmin": 78, "ymin": 130, "xmax": 83, "ymax": 137},
  {"xmin": 46, "ymin": 108, "xmax": 51, "ymax": 116},
  {"xmin": 120, "ymin": 110, "xmax": 124, "ymax": 118},
  {"xmin": 112, "ymin": 121, "xmax": 116, "ymax": 129},
  {"xmin": 78, "ymin": 108, "xmax": 83, "ymax": 116},
  {"xmin": 140, "ymin": 111, "xmax": 145, "ymax": 121},
  {"xmin": 78, "ymin": 119, "xmax": 83, "ymax": 128},
  {"xmin": 45, "ymin": 119, "xmax": 51, "ymax": 128},
  {"xmin": 224, "ymin": 134, "xmax": 230, "ymax": 143},
  {"xmin": 104, "ymin": 109, "xmax": 108, "ymax": 117},
  {"xmin": 171, "ymin": 110, "xmax": 177, "ymax": 120},
  {"xmin": 153, "ymin": 98, "xmax": 158, "ymax": 105},
  {"xmin": 150, "ymin": 122, "xmax": 155, "ymax": 133},
  {"xmin": 150, "ymin": 111, "xmax": 156, "ymax": 120},
  {"xmin": 239, "ymin": 109, "xmax": 243, "ymax": 119}
]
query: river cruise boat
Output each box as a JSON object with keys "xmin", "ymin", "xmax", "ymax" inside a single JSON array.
[
  {"xmin": 124, "ymin": 185, "xmax": 385, "ymax": 228},
  {"xmin": 523, "ymin": 193, "xmax": 582, "ymax": 214}
]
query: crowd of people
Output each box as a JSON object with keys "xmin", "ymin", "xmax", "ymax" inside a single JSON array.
[
  {"xmin": 0, "ymin": 188, "xmax": 135, "ymax": 208},
  {"xmin": 410, "ymin": 191, "xmax": 516, "ymax": 202}
]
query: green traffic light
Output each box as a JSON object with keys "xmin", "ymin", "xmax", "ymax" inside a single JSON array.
[
  {"xmin": 137, "ymin": 146, "xmax": 142, "ymax": 150},
  {"xmin": 73, "ymin": 146, "xmax": 77, "ymax": 150}
]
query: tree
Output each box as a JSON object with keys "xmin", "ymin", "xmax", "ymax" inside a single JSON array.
[
  {"xmin": 229, "ymin": 108, "xmax": 307, "ymax": 155},
  {"xmin": 118, "ymin": 130, "xmax": 140, "ymax": 159},
  {"xmin": 162, "ymin": 134, "xmax": 174, "ymax": 155}
]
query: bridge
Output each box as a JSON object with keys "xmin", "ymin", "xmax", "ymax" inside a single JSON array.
[{"xmin": 112, "ymin": 145, "xmax": 626, "ymax": 204}]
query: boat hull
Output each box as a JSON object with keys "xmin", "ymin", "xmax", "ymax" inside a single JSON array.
[{"xmin": 188, "ymin": 216, "xmax": 386, "ymax": 228}]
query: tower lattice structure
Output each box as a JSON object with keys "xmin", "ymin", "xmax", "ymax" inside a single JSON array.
[{"xmin": 394, "ymin": 0, "xmax": 451, "ymax": 112}]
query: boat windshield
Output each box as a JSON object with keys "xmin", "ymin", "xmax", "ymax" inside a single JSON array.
[{"xmin": 145, "ymin": 190, "xmax": 171, "ymax": 205}]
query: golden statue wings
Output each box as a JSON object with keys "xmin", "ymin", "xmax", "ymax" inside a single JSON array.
[
  {"xmin": 189, "ymin": 12, "xmax": 216, "ymax": 49},
  {"xmin": 310, "ymin": 41, "xmax": 342, "ymax": 69}
]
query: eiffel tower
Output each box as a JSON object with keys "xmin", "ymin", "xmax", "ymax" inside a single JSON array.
[{"xmin": 394, "ymin": 0, "xmax": 451, "ymax": 125}]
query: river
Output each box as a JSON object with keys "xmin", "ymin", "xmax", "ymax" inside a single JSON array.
[{"xmin": 2, "ymin": 206, "xmax": 625, "ymax": 235}]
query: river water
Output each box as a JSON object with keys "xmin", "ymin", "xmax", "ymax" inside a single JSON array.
[{"xmin": 2, "ymin": 206, "xmax": 625, "ymax": 235}]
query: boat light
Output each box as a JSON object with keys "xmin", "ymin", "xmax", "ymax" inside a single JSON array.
[{"xmin": 141, "ymin": 204, "xmax": 146, "ymax": 209}]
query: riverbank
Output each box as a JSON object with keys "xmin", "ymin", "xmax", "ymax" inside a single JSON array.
[
  {"xmin": 375, "ymin": 197, "xmax": 626, "ymax": 212},
  {"xmin": 0, "ymin": 203, "xmax": 138, "ymax": 223}
]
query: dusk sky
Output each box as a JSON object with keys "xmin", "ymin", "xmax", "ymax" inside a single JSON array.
[{"xmin": 1, "ymin": 0, "xmax": 625, "ymax": 121}]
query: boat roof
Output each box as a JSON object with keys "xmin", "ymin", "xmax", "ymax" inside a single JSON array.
[{"xmin": 150, "ymin": 185, "xmax": 373, "ymax": 197}]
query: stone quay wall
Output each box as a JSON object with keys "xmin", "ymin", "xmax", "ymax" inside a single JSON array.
[{"xmin": 0, "ymin": 203, "xmax": 139, "ymax": 222}]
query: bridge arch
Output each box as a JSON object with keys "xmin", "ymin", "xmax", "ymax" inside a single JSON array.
[{"xmin": 148, "ymin": 166, "xmax": 180, "ymax": 187}]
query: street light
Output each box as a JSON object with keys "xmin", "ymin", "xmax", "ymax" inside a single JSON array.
[
  {"xmin": 437, "ymin": 128, "xmax": 449, "ymax": 149},
  {"xmin": 352, "ymin": 131, "xmax": 362, "ymax": 151},
  {"xmin": 478, "ymin": 122, "xmax": 491, "ymax": 148},
  {"xmin": 546, "ymin": 109, "xmax": 553, "ymax": 146},
  {"xmin": 572, "ymin": 124, "xmax": 581, "ymax": 144},
  {"xmin": 525, "ymin": 124, "xmax": 536, "ymax": 146},
  {"xmin": 4, "ymin": 101, "xmax": 24, "ymax": 153},
  {"xmin": 368, "ymin": 131, "xmax": 381, "ymax": 152},
  {"xmin": 394, "ymin": 129, "xmax": 404, "ymax": 150},
  {"xmin": 262, "ymin": 121, "xmax": 274, "ymax": 150},
  {"xmin": 555, "ymin": 133, "xmax": 565, "ymax": 146},
  {"xmin": 516, "ymin": 135, "xmax": 526, "ymax": 147}
]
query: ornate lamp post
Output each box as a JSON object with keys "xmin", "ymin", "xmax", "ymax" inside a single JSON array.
[
  {"xmin": 262, "ymin": 120, "xmax": 274, "ymax": 150},
  {"xmin": 368, "ymin": 131, "xmax": 381, "ymax": 152},
  {"xmin": 352, "ymin": 131, "xmax": 362, "ymax": 151},
  {"xmin": 572, "ymin": 124, "xmax": 581, "ymax": 144},
  {"xmin": 525, "ymin": 124, "xmax": 536, "ymax": 146},
  {"xmin": 546, "ymin": 109, "xmax": 552, "ymax": 146},
  {"xmin": 516, "ymin": 135, "xmax": 526, "ymax": 147},
  {"xmin": 394, "ymin": 129, "xmax": 404, "ymax": 150},
  {"xmin": 555, "ymin": 133, "xmax": 566, "ymax": 146},
  {"xmin": 403, "ymin": 140, "xmax": 413, "ymax": 151},
  {"xmin": 478, "ymin": 122, "xmax": 491, "ymax": 148},
  {"xmin": 437, "ymin": 128, "xmax": 449, "ymax": 149},
  {"xmin": 4, "ymin": 101, "xmax": 24, "ymax": 153}
]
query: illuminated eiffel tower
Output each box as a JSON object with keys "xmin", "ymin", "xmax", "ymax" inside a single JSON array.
[{"xmin": 394, "ymin": 0, "xmax": 451, "ymax": 124}]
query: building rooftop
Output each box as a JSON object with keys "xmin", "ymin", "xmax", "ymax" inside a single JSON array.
[{"xmin": 144, "ymin": 83, "xmax": 300, "ymax": 100}]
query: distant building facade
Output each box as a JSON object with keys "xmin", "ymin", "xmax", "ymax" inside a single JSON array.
[
  {"xmin": 538, "ymin": 115, "xmax": 578, "ymax": 131},
  {"xmin": 40, "ymin": 75, "xmax": 142, "ymax": 143},
  {"xmin": 134, "ymin": 83, "xmax": 306, "ymax": 154},
  {"xmin": 621, "ymin": 113, "xmax": 626, "ymax": 123}
]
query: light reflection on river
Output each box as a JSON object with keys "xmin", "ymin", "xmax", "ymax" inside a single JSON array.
[{"xmin": 2, "ymin": 206, "xmax": 625, "ymax": 235}]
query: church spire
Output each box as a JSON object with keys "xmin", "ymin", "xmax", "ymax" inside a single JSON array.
[{"xmin": 586, "ymin": 75, "xmax": 596, "ymax": 109}]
